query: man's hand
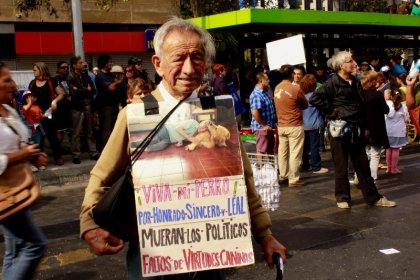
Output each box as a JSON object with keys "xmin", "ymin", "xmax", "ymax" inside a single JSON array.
[
  {"xmin": 261, "ymin": 234, "xmax": 287, "ymax": 269},
  {"xmin": 262, "ymin": 124, "xmax": 272, "ymax": 131},
  {"xmin": 84, "ymin": 228, "xmax": 124, "ymax": 255}
]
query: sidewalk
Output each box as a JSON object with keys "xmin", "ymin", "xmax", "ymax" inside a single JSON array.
[{"xmin": 34, "ymin": 154, "xmax": 95, "ymax": 187}]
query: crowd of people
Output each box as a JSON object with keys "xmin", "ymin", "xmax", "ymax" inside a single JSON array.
[{"xmin": 249, "ymin": 50, "xmax": 419, "ymax": 208}]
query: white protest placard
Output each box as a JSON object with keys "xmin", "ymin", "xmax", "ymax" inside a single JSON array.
[
  {"xmin": 127, "ymin": 95, "xmax": 254, "ymax": 277},
  {"xmin": 266, "ymin": 34, "xmax": 306, "ymax": 70}
]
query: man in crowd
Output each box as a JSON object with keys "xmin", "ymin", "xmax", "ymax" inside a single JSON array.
[
  {"xmin": 94, "ymin": 54, "xmax": 124, "ymax": 151},
  {"xmin": 80, "ymin": 17, "xmax": 286, "ymax": 280},
  {"xmin": 127, "ymin": 57, "xmax": 148, "ymax": 81},
  {"xmin": 274, "ymin": 64, "xmax": 308, "ymax": 187},
  {"xmin": 67, "ymin": 56, "xmax": 99, "ymax": 164},
  {"xmin": 250, "ymin": 72, "xmax": 276, "ymax": 167},
  {"xmin": 54, "ymin": 61, "xmax": 71, "ymax": 149},
  {"xmin": 292, "ymin": 65, "xmax": 305, "ymax": 85}
]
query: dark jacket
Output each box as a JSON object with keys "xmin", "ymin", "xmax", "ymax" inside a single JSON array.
[
  {"xmin": 310, "ymin": 73, "xmax": 366, "ymax": 127},
  {"xmin": 364, "ymin": 89, "xmax": 390, "ymax": 148},
  {"xmin": 67, "ymin": 71, "xmax": 96, "ymax": 111}
]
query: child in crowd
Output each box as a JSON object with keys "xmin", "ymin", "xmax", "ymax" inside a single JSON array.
[
  {"xmin": 385, "ymin": 91, "xmax": 409, "ymax": 174},
  {"xmin": 21, "ymin": 90, "xmax": 46, "ymax": 171},
  {"xmin": 127, "ymin": 78, "xmax": 152, "ymax": 104}
]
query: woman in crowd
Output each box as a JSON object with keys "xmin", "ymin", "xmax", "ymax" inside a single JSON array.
[
  {"xmin": 0, "ymin": 62, "xmax": 47, "ymax": 280},
  {"xmin": 360, "ymin": 70, "xmax": 390, "ymax": 182},
  {"xmin": 385, "ymin": 91, "xmax": 409, "ymax": 174},
  {"xmin": 28, "ymin": 62, "xmax": 65, "ymax": 165},
  {"xmin": 212, "ymin": 63, "xmax": 230, "ymax": 96},
  {"xmin": 300, "ymin": 74, "xmax": 328, "ymax": 174}
]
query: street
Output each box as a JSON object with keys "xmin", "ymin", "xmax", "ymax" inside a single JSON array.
[{"xmin": 1, "ymin": 143, "xmax": 419, "ymax": 279}]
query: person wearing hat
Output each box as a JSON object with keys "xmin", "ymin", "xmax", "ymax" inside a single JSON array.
[
  {"xmin": 21, "ymin": 90, "xmax": 46, "ymax": 171},
  {"xmin": 127, "ymin": 57, "xmax": 150, "ymax": 84},
  {"xmin": 360, "ymin": 61, "xmax": 370, "ymax": 73},
  {"xmin": 95, "ymin": 55, "xmax": 124, "ymax": 151}
]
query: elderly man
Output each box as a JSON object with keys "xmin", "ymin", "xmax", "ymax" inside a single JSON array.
[
  {"xmin": 310, "ymin": 51, "xmax": 396, "ymax": 209},
  {"xmin": 80, "ymin": 17, "xmax": 286, "ymax": 280}
]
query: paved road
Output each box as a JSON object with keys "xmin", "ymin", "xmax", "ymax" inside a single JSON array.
[{"xmin": 1, "ymin": 143, "xmax": 419, "ymax": 279}]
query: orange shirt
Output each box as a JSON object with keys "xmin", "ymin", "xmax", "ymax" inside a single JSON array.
[
  {"xmin": 273, "ymin": 80, "xmax": 308, "ymax": 127},
  {"xmin": 23, "ymin": 105, "xmax": 43, "ymax": 125}
]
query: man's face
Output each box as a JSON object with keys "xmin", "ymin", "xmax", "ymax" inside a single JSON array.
[
  {"xmin": 260, "ymin": 74, "xmax": 270, "ymax": 90},
  {"xmin": 58, "ymin": 63, "xmax": 69, "ymax": 76},
  {"xmin": 105, "ymin": 60, "xmax": 113, "ymax": 72},
  {"xmin": 341, "ymin": 57, "xmax": 357, "ymax": 74},
  {"xmin": 74, "ymin": 59, "xmax": 84, "ymax": 71},
  {"xmin": 153, "ymin": 30, "xmax": 206, "ymax": 97},
  {"xmin": 134, "ymin": 63, "xmax": 142, "ymax": 71},
  {"xmin": 293, "ymin": 69, "xmax": 303, "ymax": 83}
]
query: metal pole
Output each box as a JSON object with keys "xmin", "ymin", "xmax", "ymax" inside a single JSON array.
[{"xmin": 71, "ymin": 0, "xmax": 84, "ymax": 60}]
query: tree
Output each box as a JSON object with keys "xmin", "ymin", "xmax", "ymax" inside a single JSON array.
[{"xmin": 15, "ymin": 0, "xmax": 128, "ymax": 18}]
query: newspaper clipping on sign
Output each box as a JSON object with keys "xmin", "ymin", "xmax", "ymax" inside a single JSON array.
[{"xmin": 126, "ymin": 94, "xmax": 254, "ymax": 277}]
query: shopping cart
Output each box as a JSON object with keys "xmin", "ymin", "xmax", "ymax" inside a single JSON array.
[{"xmin": 247, "ymin": 153, "xmax": 280, "ymax": 211}]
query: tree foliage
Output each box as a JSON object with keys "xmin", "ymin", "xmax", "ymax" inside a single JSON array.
[{"xmin": 15, "ymin": 0, "xmax": 128, "ymax": 18}]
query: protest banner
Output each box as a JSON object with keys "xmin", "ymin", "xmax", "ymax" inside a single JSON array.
[
  {"xmin": 266, "ymin": 34, "xmax": 306, "ymax": 70},
  {"xmin": 127, "ymin": 95, "xmax": 254, "ymax": 277}
]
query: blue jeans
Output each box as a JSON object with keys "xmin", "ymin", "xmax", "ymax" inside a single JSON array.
[
  {"xmin": 302, "ymin": 129, "xmax": 322, "ymax": 171},
  {"xmin": 1, "ymin": 210, "xmax": 47, "ymax": 280}
]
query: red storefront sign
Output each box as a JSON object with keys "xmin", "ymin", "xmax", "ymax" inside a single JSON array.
[{"xmin": 15, "ymin": 31, "xmax": 146, "ymax": 54}]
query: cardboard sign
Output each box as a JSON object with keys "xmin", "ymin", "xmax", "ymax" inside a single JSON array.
[
  {"xmin": 127, "ymin": 95, "xmax": 254, "ymax": 277},
  {"xmin": 266, "ymin": 34, "xmax": 306, "ymax": 70}
]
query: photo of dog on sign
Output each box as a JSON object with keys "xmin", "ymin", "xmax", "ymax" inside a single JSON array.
[{"xmin": 127, "ymin": 95, "xmax": 243, "ymax": 183}]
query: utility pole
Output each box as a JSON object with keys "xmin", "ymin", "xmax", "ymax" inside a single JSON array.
[{"xmin": 71, "ymin": 0, "xmax": 84, "ymax": 60}]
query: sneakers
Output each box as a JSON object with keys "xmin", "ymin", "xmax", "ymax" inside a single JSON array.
[
  {"xmin": 375, "ymin": 197, "xmax": 397, "ymax": 207},
  {"xmin": 337, "ymin": 202, "xmax": 350, "ymax": 209},
  {"xmin": 30, "ymin": 165, "xmax": 39, "ymax": 172},
  {"xmin": 313, "ymin": 167, "xmax": 328, "ymax": 174},
  {"xmin": 289, "ymin": 180, "xmax": 305, "ymax": 187},
  {"xmin": 72, "ymin": 157, "xmax": 81, "ymax": 164}
]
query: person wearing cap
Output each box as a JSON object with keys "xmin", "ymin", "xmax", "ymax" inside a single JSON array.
[
  {"xmin": 21, "ymin": 90, "xmax": 46, "ymax": 171},
  {"xmin": 95, "ymin": 55, "xmax": 124, "ymax": 151},
  {"xmin": 67, "ymin": 56, "xmax": 99, "ymax": 164},
  {"xmin": 127, "ymin": 57, "xmax": 146, "ymax": 80},
  {"xmin": 360, "ymin": 61, "xmax": 370, "ymax": 73}
]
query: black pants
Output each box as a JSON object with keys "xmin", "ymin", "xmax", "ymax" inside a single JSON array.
[
  {"xmin": 40, "ymin": 118, "xmax": 62, "ymax": 160},
  {"xmin": 329, "ymin": 133, "xmax": 382, "ymax": 204},
  {"xmin": 98, "ymin": 105, "xmax": 119, "ymax": 152}
]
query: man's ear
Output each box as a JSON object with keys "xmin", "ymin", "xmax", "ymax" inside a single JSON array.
[{"xmin": 152, "ymin": 55, "xmax": 164, "ymax": 77}]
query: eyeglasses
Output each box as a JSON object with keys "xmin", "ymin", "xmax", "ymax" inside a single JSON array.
[
  {"xmin": 60, "ymin": 66, "xmax": 68, "ymax": 69},
  {"xmin": 126, "ymin": 69, "xmax": 133, "ymax": 73}
]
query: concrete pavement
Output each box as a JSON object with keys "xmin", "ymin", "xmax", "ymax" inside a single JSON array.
[{"xmin": 12, "ymin": 142, "xmax": 420, "ymax": 279}]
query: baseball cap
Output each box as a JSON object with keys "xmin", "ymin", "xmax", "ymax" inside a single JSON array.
[
  {"xmin": 110, "ymin": 65, "xmax": 124, "ymax": 73},
  {"xmin": 360, "ymin": 61, "xmax": 369, "ymax": 65},
  {"xmin": 22, "ymin": 90, "xmax": 33, "ymax": 98},
  {"xmin": 128, "ymin": 57, "xmax": 142, "ymax": 65}
]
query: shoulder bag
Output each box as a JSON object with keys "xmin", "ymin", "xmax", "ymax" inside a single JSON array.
[
  {"xmin": 0, "ymin": 119, "xmax": 40, "ymax": 221},
  {"xmin": 92, "ymin": 93, "xmax": 191, "ymax": 241}
]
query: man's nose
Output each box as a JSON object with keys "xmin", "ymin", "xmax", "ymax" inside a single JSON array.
[{"xmin": 182, "ymin": 56, "xmax": 195, "ymax": 75}]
